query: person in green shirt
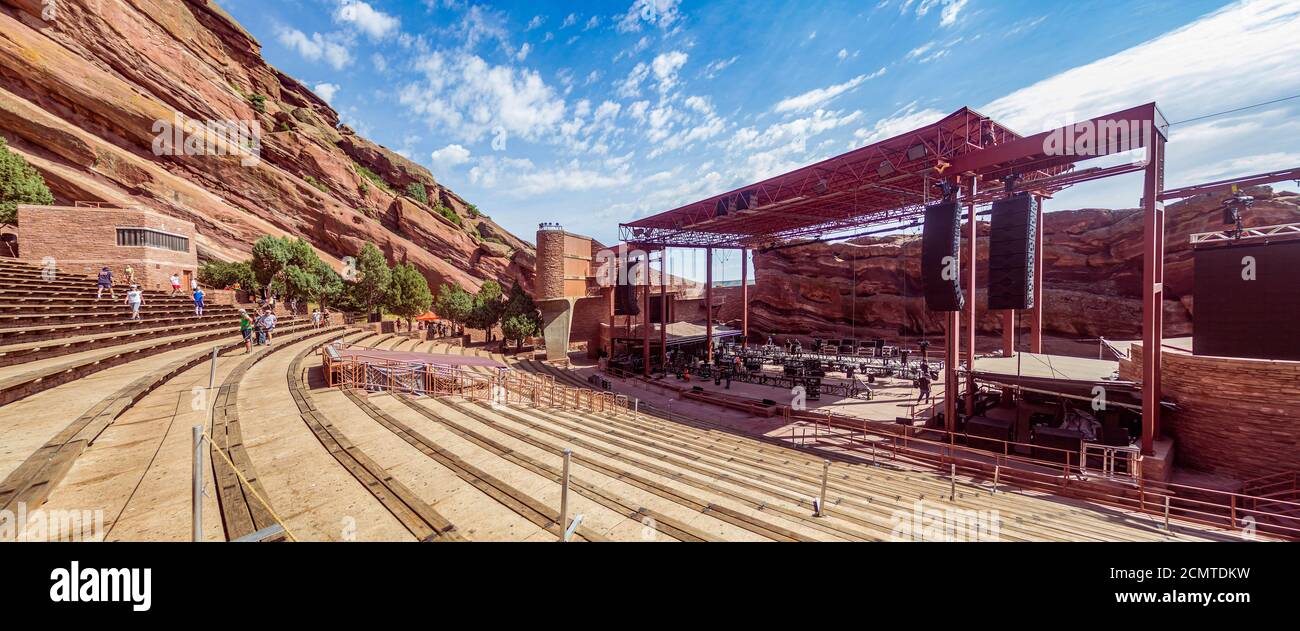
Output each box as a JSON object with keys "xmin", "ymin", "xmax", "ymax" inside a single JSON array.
[{"xmin": 239, "ymin": 309, "xmax": 253, "ymax": 353}]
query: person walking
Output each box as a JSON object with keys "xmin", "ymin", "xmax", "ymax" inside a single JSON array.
[
  {"xmin": 192, "ymin": 286, "xmax": 205, "ymax": 316},
  {"xmin": 96, "ymin": 267, "xmax": 115, "ymax": 299},
  {"xmin": 239, "ymin": 309, "xmax": 254, "ymax": 353},
  {"xmin": 190, "ymin": 276, "xmax": 199, "ymax": 293},
  {"xmin": 312, "ymin": 308, "xmax": 322, "ymax": 329},
  {"xmin": 124, "ymin": 264, "xmax": 135, "ymax": 286},
  {"xmin": 124, "ymin": 284, "xmax": 144, "ymax": 320},
  {"xmin": 263, "ymin": 308, "xmax": 277, "ymax": 345},
  {"xmin": 169, "ymin": 273, "xmax": 181, "ymax": 296},
  {"xmin": 916, "ymin": 372, "xmax": 933, "ymax": 405},
  {"xmin": 254, "ymin": 310, "xmax": 268, "ymax": 346}
]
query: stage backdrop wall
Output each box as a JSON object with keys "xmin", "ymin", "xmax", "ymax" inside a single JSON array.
[{"xmin": 1122, "ymin": 342, "xmax": 1300, "ymax": 479}]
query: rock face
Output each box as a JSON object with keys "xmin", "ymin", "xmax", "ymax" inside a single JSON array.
[
  {"xmin": 750, "ymin": 189, "xmax": 1299, "ymax": 345},
  {"xmin": 0, "ymin": 0, "xmax": 533, "ymax": 292}
]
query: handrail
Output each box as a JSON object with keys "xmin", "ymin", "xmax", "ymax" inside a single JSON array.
[
  {"xmin": 603, "ymin": 369, "xmax": 1300, "ymax": 539},
  {"xmin": 325, "ymin": 351, "xmax": 628, "ymax": 416}
]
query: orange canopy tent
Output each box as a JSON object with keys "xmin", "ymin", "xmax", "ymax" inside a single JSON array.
[{"xmin": 415, "ymin": 312, "xmax": 440, "ymax": 322}]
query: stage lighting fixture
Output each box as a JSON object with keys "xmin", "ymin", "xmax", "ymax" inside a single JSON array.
[
  {"xmin": 907, "ymin": 144, "xmax": 927, "ymax": 161},
  {"xmin": 877, "ymin": 161, "xmax": 894, "ymax": 177}
]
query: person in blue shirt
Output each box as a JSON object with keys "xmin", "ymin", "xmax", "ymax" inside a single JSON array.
[
  {"xmin": 193, "ymin": 287, "xmax": 205, "ymax": 316},
  {"xmin": 96, "ymin": 267, "xmax": 115, "ymax": 299}
]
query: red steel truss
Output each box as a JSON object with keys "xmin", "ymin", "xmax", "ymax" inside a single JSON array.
[
  {"xmin": 618, "ymin": 102, "xmax": 1173, "ymax": 455},
  {"xmin": 620, "ymin": 107, "xmax": 1073, "ymax": 250}
]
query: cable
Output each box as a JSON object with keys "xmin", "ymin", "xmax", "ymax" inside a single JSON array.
[{"xmin": 1168, "ymin": 93, "xmax": 1300, "ymax": 126}]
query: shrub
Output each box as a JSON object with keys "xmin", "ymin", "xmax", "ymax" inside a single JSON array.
[
  {"xmin": 434, "ymin": 203, "xmax": 462, "ymax": 227},
  {"xmin": 354, "ymin": 162, "xmax": 393, "ymax": 192},
  {"xmin": 0, "ymin": 136, "xmax": 54, "ymax": 227},
  {"xmin": 248, "ymin": 93, "xmax": 267, "ymax": 113},
  {"xmin": 405, "ymin": 182, "xmax": 429, "ymax": 205},
  {"xmin": 303, "ymin": 175, "xmax": 328, "ymax": 193}
]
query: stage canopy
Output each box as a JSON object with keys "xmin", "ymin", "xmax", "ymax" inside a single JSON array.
[{"xmin": 620, "ymin": 105, "xmax": 1164, "ymax": 250}]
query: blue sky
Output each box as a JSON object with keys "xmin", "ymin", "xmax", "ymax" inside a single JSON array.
[{"xmin": 217, "ymin": 0, "xmax": 1300, "ymax": 282}]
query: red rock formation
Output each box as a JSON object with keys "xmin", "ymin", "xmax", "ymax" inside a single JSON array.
[
  {"xmin": 0, "ymin": 0, "xmax": 532, "ymax": 293},
  {"xmin": 749, "ymin": 188, "xmax": 1299, "ymax": 347}
]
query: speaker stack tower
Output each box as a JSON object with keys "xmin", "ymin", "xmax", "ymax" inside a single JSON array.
[
  {"xmin": 987, "ymin": 193, "xmax": 1038, "ymax": 311},
  {"xmin": 921, "ymin": 200, "xmax": 965, "ymax": 312}
]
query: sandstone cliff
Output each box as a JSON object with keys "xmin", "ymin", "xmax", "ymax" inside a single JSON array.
[
  {"xmin": 749, "ymin": 188, "xmax": 1299, "ymax": 347},
  {"xmin": 0, "ymin": 0, "xmax": 533, "ymax": 292}
]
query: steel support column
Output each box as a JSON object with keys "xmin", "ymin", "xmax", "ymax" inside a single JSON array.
[
  {"xmin": 1029, "ymin": 195, "xmax": 1044, "ymax": 354},
  {"xmin": 705, "ymin": 247, "xmax": 714, "ymax": 364},
  {"xmin": 660, "ymin": 248, "xmax": 667, "ymax": 371},
  {"xmin": 1002, "ymin": 312, "xmax": 1015, "ymax": 356},
  {"xmin": 944, "ymin": 311, "xmax": 958, "ymax": 436},
  {"xmin": 1140, "ymin": 136, "xmax": 1166, "ymax": 455},
  {"xmin": 964, "ymin": 176, "xmax": 978, "ymax": 416},
  {"xmin": 607, "ymin": 281, "xmax": 615, "ymax": 358},
  {"xmin": 740, "ymin": 248, "xmax": 749, "ymax": 348},
  {"xmin": 642, "ymin": 265, "xmax": 650, "ymax": 377}
]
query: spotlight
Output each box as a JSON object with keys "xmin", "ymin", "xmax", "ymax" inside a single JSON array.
[
  {"xmin": 877, "ymin": 161, "xmax": 894, "ymax": 177},
  {"xmin": 907, "ymin": 144, "xmax": 927, "ymax": 161}
]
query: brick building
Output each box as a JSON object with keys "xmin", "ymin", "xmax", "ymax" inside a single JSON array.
[{"xmin": 16, "ymin": 204, "xmax": 199, "ymax": 291}]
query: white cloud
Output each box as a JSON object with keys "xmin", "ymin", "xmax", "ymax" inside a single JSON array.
[
  {"xmin": 583, "ymin": 16, "xmax": 600, "ymax": 31},
  {"xmin": 275, "ymin": 26, "xmax": 353, "ymax": 69},
  {"xmin": 615, "ymin": 62, "xmax": 651, "ymax": 98},
  {"xmin": 849, "ymin": 102, "xmax": 945, "ymax": 147},
  {"xmin": 981, "ymin": 0, "xmax": 1300, "ymax": 208},
  {"xmin": 469, "ymin": 156, "xmax": 633, "ymax": 196},
  {"xmin": 561, "ymin": 13, "xmax": 578, "ymax": 28},
  {"xmin": 313, "ymin": 82, "xmax": 340, "ymax": 103},
  {"xmin": 650, "ymin": 50, "xmax": 689, "ymax": 95},
  {"xmin": 400, "ymin": 51, "xmax": 567, "ymax": 143},
  {"xmin": 774, "ymin": 69, "xmax": 884, "ymax": 113},
  {"xmin": 701, "ymin": 56, "xmax": 738, "ymax": 79},
  {"xmin": 617, "ymin": 0, "xmax": 683, "ymax": 33},
  {"xmin": 939, "ymin": 0, "xmax": 968, "ymax": 27},
  {"xmin": 430, "ymin": 144, "xmax": 472, "ymax": 171},
  {"xmin": 516, "ymin": 42, "xmax": 531, "ymax": 61},
  {"xmin": 333, "ymin": 1, "xmax": 400, "ymax": 39},
  {"xmin": 526, "ymin": 15, "xmax": 545, "ymax": 31}
]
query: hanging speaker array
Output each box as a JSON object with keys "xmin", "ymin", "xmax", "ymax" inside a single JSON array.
[
  {"xmin": 614, "ymin": 282, "xmax": 640, "ymax": 316},
  {"xmin": 921, "ymin": 200, "xmax": 965, "ymax": 312},
  {"xmin": 987, "ymin": 193, "xmax": 1038, "ymax": 311}
]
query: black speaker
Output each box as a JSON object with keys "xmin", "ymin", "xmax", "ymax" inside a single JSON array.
[
  {"xmin": 614, "ymin": 283, "xmax": 640, "ymax": 316},
  {"xmin": 987, "ymin": 193, "xmax": 1037, "ymax": 310},
  {"xmin": 921, "ymin": 200, "xmax": 964, "ymax": 312}
]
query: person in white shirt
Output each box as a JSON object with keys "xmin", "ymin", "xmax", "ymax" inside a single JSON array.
[
  {"xmin": 124, "ymin": 285, "xmax": 144, "ymax": 320},
  {"xmin": 169, "ymin": 273, "xmax": 181, "ymax": 296}
]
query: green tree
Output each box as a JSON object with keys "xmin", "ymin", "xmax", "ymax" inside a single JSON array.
[
  {"xmin": 501, "ymin": 313, "xmax": 539, "ymax": 353},
  {"xmin": 198, "ymin": 260, "xmax": 258, "ymax": 291},
  {"xmin": 433, "ymin": 283, "xmax": 473, "ymax": 333},
  {"xmin": 250, "ymin": 236, "xmax": 292, "ymax": 288},
  {"xmin": 312, "ymin": 259, "xmax": 345, "ymax": 310},
  {"xmin": 500, "ymin": 281, "xmax": 540, "ymax": 351},
  {"xmin": 467, "ymin": 280, "xmax": 505, "ymax": 341},
  {"xmin": 386, "ymin": 263, "xmax": 433, "ymax": 325},
  {"xmin": 0, "ymin": 136, "xmax": 54, "ymax": 227},
  {"xmin": 350, "ymin": 242, "xmax": 391, "ymax": 317},
  {"xmin": 252, "ymin": 235, "xmax": 328, "ymax": 312}
]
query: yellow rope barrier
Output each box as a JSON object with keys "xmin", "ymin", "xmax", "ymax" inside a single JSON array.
[{"xmin": 201, "ymin": 429, "xmax": 300, "ymax": 543}]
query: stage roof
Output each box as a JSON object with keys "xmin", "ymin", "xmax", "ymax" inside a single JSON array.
[{"xmin": 621, "ymin": 104, "xmax": 1166, "ymax": 249}]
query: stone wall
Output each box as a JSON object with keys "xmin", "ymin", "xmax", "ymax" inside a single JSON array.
[
  {"xmin": 18, "ymin": 205, "xmax": 198, "ymax": 291},
  {"xmin": 1121, "ymin": 343, "xmax": 1300, "ymax": 478}
]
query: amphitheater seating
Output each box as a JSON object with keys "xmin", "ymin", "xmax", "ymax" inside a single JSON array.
[
  {"xmin": 0, "ymin": 259, "xmax": 301, "ymax": 406},
  {"xmin": 0, "ymin": 302, "xmax": 1257, "ymax": 541}
]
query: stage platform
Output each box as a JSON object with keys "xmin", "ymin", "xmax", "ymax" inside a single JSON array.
[{"xmin": 338, "ymin": 347, "xmax": 506, "ymax": 369}]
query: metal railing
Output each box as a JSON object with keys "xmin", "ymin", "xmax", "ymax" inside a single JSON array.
[
  {"xmin": 601, "ymin": 367, "xmax": 1300, "ymax": 539},
  {"xmin": 325, "ymin": 347, "xmax": 629, "ymax": 416}
]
